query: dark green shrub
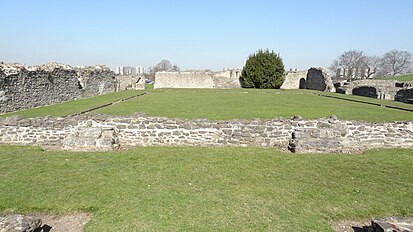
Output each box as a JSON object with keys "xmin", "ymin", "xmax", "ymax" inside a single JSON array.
[{"xmin": 240, "ymin": 49, "xmax": 285, "ymax": 89}]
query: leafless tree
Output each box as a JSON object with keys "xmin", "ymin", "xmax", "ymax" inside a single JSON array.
[
  {"xmin": 171, "ymin": 65, "xmax": 180, "ymax": 71},
  {"xmin": 381, "ymin": 50, "xmax": 413, "ymax": 76},
  {"xmin": 329, "ymin": 50, "xmax": 367, "ymax": 80},
  {"xmin": 364, "ymin": 55, "xmax": 382, "ymax": 78},
  {"xmin": 145, "ymin": 60, "xmax": 180, "ymax": 80},
  {"xmin": 154, "ymin": 60, "xmax": 173, "ymax": 72}
]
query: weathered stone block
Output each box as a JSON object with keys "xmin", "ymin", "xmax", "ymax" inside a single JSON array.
[
  {"xmin": 172, "ymin": 130, "xmax": 181, "ymax": 136},
  {"xmin": 0, "ymin": 214, "xmax": 42, "ymax": 232},
  {"xmin": 78, "ymin": 128, "xmax": 102, "ymax": 138}
]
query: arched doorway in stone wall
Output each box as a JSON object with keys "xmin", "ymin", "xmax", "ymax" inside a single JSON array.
[
  {"xmin": 299, "ymin": 78, "xmax": 306, "ymax": 89},
  {"xmin": 352, "ymin": 86, "xmax": 378, "ymax": 99},
  {"xmin": 395, "ymin": 89, "xmax": 413, "ymax": 104}
]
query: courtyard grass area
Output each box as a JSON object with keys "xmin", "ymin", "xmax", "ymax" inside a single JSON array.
[
  {"xmin": 0, "ymin": 90, "xmax": 142, "ymax": 118},
  {"xmin": 0, "ymin": 146, "xmax": 412, "ymax": 231},
  {"xmin": 0, "ymin": 88, "xmax": 413, "ymax": 122},
  {"xmin": 96, "ymin": 88, "xmax": 413, "ymax": 122},
  {"xmin": 377, "ymin": 74, "xmax": 413, "ymax": 81},
  {"xmin": 2, "ymin": 88, "xmax": 412, "ymax": 122}
]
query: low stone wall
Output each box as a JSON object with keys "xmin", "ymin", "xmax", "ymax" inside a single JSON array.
[
  {"xmin": 336, "ymin": 79, "xmax": 413, "ymax": 102},
  {"xmin": 0, "ymin": 114, "xmax": 412, "ymax": 154}
]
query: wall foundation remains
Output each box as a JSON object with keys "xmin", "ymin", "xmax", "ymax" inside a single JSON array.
[
  {"xmin": 335, "ymin": 80, "xmax": 413, "ymax": 103},
  {"xmin": 0, "ymin": 114, "xmax": 411, "ymax": 154}
]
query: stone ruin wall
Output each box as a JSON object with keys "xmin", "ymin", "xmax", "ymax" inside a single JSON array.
[
  {"xmin": 0, "ymin": 63, "xmax": 116, "ymax": 114},
  {"xmin": 0, "ymin": 114, "xmax": 412, "ymax": 154},
  {"xmin": 154, "ymin": 70, "xmax": 241, "ymax": 89},
  {"xmin": 155, "ymin": 67, "xmax": 335, "ymax": 91},
  {"xmin": 280, "ymin": 67, "xmax": 335, "ymax": 92},
  {"xmin": 76, "ymin": 66, "xmax": 116, "ymax": 97},
  {"xmin": 336, "ymin": 79, "xmax": 413, "ymax": 103},
  {"xmin": 115, "ymin": 74, "xmax": 145, "ymax": 91},
  {"xmin": 280, "ymin": 70, "xmax": 307, "ymax": 89},
  {"xmin": 306, "ymin": 68, "xmax": 335, "ymax": 92},
  {"xmin": 395, "ymin": 88, "xmax": 413, "ymax": 104}
]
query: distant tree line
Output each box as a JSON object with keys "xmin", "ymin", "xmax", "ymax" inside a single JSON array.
[
  {"xmin": 330, "ymin": 49, "xmax": 413, "ymax": 80},
  {"xmin": 145, "ymin": 60, "xmax": 180, "ymax": 81}
]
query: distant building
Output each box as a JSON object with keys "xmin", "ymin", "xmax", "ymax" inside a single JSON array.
[
  {"xmin": 115, "ymin": 66, "xmax": 123, "ymax": 75},
  {"xmin": 115, "ymin": 66, "xmax": 145, "ymax": 75},
  {"xmin": 136, "ymin": 66, "xmax": 145, "ymax": 74}
]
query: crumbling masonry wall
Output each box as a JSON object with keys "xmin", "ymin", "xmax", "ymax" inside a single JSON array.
[
  {"xmin": 0, "ymin": 63, "xmax": 116, "ymax": 114},
  {"xmin": 335, "ymin": 79, "xmax": 413, "ymax": 103},
  {"xmin": 76, "ymin": 66, "xmax": 116, "ymax": 97},
  {"xmin": 280, "ymin": 70, "xmax": 307, "ymax": 89},
  {"xmin": 115, "ymin": 74, "xmax": 145, "ymax": 91},
  {"xmin": 395, "ymin": 88, "xmax": 413, "ymax": 104},
  {"xmin": 0, "ymin": 66, "xmax": 82, "ymax": 113},
  {"xmin": 154, "ymin": 70, "xmax": 241, "ymax": 89},
  {"xmin": 281, "ymin": 67, "xmax": 335, "ymax": 92},
  {"xmin": 306, "ymin": 68, "xmax": 335, "ymax": 92},
  {"xmin": 0, "ymin": 114, "xmax": 412, "ymax": 154}
]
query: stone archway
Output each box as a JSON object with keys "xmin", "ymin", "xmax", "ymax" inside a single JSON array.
[
  {"xmin": 352, "ymin": 86, "xmax": 378, "ymax": 98},
  {"xmin": 299, "ymin": 78, "xmax": 306, "ymax": 89},
  {"xmin": 395, "ymin": 88, "xmax": 413, "ymax": 104}
]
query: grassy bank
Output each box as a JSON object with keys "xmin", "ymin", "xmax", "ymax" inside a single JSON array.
[
  {"xmin": 0, "ymin": 146, "xmax": 411, "ymax": 231},
  {"xmin": 0, "ymin": 90, "xmax": 143, "ymax": 118},
  {"xmin": 377, "ymin": 74, "xmax": 413, "ymax": 81}
]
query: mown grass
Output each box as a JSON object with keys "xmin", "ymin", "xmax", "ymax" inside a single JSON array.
[
  {"xmin": 2, "ymin": 88, "xmax": 412, "ymax": 122},
  {"xmin": 377, "ymin": 74, "xmax": 413, "ymax": 81},
  {"xmin": 0, "ymin": 146, "xmax": 411, "ymax": 231},
  {"xmin": 96, "ymin": 88, "xmax": 413, "ymax": 122},
  {"xmin": 0, "ymin": 90, "xmax": 142, "ymax": 118}
]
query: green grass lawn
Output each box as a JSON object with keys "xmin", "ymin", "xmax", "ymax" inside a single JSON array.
[
  {"xmin": 2, "ymin": 88, "xmax": 412, "ymax": 122},
  {"xmin": 0, "ymin": 146, "xmax": 412, "ymax": 231},
  {"xmin": 0, "ymin": 90, "xmax": 143, "ymax": 118},
  {"xmin": 377, "ymin": 74, "xmax": 413, "ymax": 81},
  {"xmin": 96, "ymin": 88, "xmax": 413, "ymax": 122}
]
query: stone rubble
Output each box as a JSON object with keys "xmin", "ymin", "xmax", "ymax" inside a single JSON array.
[
  {"xmin": 0, "ymin": 214, "xmax": 42, "ymax": 232},
  {"xmin": 372, "ymin": 216, "xmax": 413, "ymax": 232}
]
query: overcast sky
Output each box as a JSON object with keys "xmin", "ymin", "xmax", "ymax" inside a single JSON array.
[{"xmin": 1, "ymin": 0, "xmax": 412, "ymax": 71}]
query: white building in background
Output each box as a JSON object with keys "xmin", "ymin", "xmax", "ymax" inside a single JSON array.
[
  {"xmin": 115, "ymin": 66, "xmax": 145, "ymax": 75},
  {"xmin": 136, "ymin": 66, "xmax": 145, "ymax": 74},
  {"xmin": 115, "ymin": 66, "xmax": 123, "ymax": 75}
]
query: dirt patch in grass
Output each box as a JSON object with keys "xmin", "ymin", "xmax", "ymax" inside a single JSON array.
[
  {"xmin": 331, "ymin": 219, "xmax": 372, "ymax": 232},
  {"xmin": 29, "ymin": 213, "xmax": 91, "ymax": 232}
]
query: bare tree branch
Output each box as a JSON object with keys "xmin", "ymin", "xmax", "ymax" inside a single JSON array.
[{"xmin": 381, "ymin": 50, "xmax": 413, "ymax": 76}]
